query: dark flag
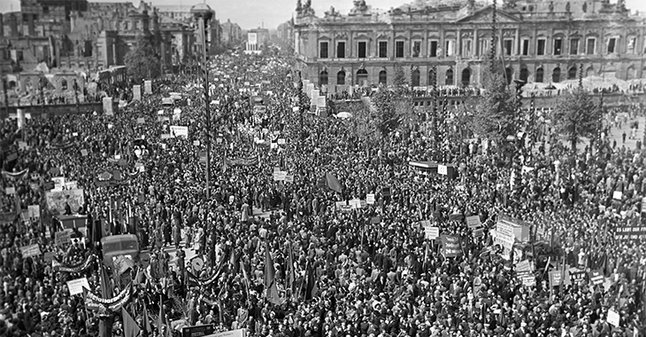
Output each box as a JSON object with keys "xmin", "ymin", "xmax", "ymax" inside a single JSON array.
[{"xmin": 325, "ymin": 172, "xmax": 342, "ymax": 193}]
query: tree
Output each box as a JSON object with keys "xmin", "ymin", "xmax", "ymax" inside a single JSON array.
[
  {"xmin": 393, "ymin": 64, "xmax": 407, "ymax": 91},
  {"xmin": 553, "ymin": 88, "xmax": 600, "ymax": 153},
  {"xmin": 372, "ymin": 89, "xmax": 401, "ymax": 139},
  {"xmin": 470, "ymin": 67, "xmax": 516, "ymax": 141},
  {"xmin": 124, "ymin": 36, "xmax": 161, "ymax": 82}
]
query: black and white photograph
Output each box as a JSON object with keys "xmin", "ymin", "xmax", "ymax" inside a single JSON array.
[{"xmin": 0, "ymin": 0, "xmax": 646, "ymax": 336}]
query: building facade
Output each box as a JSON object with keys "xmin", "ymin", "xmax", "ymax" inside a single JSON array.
[{"xmin": 294, "ymin": 0, "xmax": 646, "ymax": 91}]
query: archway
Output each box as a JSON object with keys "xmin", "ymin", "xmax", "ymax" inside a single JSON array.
[
  {"xmin": 411, "ymin": 69, "xmax": 420, "ymax": 87},
  {"xmin": 519, "ymin": 68, "xmax": 529, "ymax": 82},
  {"xmin": 626, "ymin": 66, "xmax": 636, "ymax": 80},
  {"xmin": 337, "ymin": 70, "xmax": 346, "ymax": 85},
  {"xmin": 428, "ymin": 69, "xmax": 437, "ymax": 87},
  {"xmin": 567, "ymin": 66, "xmax": 577, "ymax": 80},
  {"xmin": 535, "ymin": 68, "xmax": 544, "ymax": 83},
  {"xmin": 552, "ymin": 67, "xmax": 561, "ymax": 83},
  {"xmin": 61, "ymin": 79, "xmax": 68, "ymax": 90},
  {"xmin": 461, "ymin": 68, "xmax": 471, "ymax": 87},
  {"xmin": 319, "ymin": 70, "xmax": 328, "ymax": 86},
  {"xmin": 445, "ymin": 68, "xmax": 454, "ymax": 85},
  {"xmin": 379, "ymin": 70, "xmax": 387, "ymax": 85},
  {"xmin": 356, "ymin": 69, "xmax": 368, "ymax": 86}
]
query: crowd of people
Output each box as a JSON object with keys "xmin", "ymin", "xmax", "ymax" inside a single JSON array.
[{"xmin": 0, "ymin": 46, "xmax": 645, "ymax": 337}]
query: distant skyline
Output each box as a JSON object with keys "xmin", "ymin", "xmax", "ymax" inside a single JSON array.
[{"xmin": 2, "ymin": 0, "xmax": 645, "ymax": 29}]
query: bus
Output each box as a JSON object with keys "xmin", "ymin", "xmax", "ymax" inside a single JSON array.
[{"xmin": 100, "ymin": 234, "xmax": 142, "ymax": 268}]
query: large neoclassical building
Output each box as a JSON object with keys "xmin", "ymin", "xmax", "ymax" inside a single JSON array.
[{"xmin": 293, "ymin": 0, "xmax": 646, "ymax": 90}]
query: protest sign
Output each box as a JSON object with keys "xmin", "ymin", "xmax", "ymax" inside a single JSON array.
[
  {"xmin": 20, "ymin": 244, "xmax": 41, "ymax": 258},
  {"xmin": 521, "ymin": 275, "xmax": 536, "ymax": 287},
  {"xmin": 548, "ymin": 270, "xmax": 562, "ymax": 288},
  {"xmin": 495, "ymin": 220, "xmax": 515, "ymax": 251},
  {"xmin": 133, "ymin": 85, "xmax": 141, "ymax": 100},
  {"xmin": 613, "ymin": 191, "xmax": 623, "ymax": 200},
  {"xmin": 27, "ymin": 205, "xmax": 40, "ymax": 219},
  {"xmin": 66, "ymin": 277, "xmax": 90, "ymax": 296},
  {"xmin": 590, "ymin": 270, "xmax": 604, "ymax": 285},
  {"xmin": 516, "ymin": 260, "xmax": 533, "ymax": 273},
  {"xmin": 55, "ymin": 230, "xmax": 72, "ymax": 246},
  {"xmin": 349, "ymin": 199, "xmax": 362, "ymax": 209},
  {"xmin": 144, "ymin": 80, "xmax": 152, "ymax": 94},
  {"xmin": 277, "ymin": 139, "xmax": 286, "ymax": 145},
  {"xmin": 80, "ymin": 149, "xmax": 88, "ymax": 156},
  {"xmin": 170, "ymin": 126, "xmax": 189, "ymax": 138},
  {"xmin": 438, "ymin": 165, "xmax": 448, "ymax": 175},
  {"xmin": 284, "ymin": 174, "xmax": 294, "ymax": 183},
  {"xmin": 440, "ymin": 235, "xmax": 462, "ymax": 257},
  {"xmin": 43, "ymin": 251, "xmax": 55, "ymax": 263},
  {"xmin": 424, "ymin": 226, "xmax": 439, "ymax": 240},
  {"xmin": 52, "ymin": 177, "xmax": 65, "ymax": 190},
  {"xmin": 5, "ymin": 187, "xmax": 15, "ymax": 195},
  {"xmin": 45, "ymin": 189, "xmax": 85, "ymax": 214},
  {"xmin": 466, "ymin": 215, "xmax": 481, "ymax": 228},
  {"xmin": 366, "ymin": 194, "xmax": 375, "ymax": 205},
  {"xmin": 273, "ymin": 171, "xmax": 287, "ymax": 181},
  {"xmin": 102, "ymin": 97, "xmax": 113, "ymax": 116},
  {"xmin": 607, "ymin": 309, "xmax": 620, "ymax": 327},
  {"xmin": 137, "ymin": 117, "xmax": 145, "ymax": 124}
]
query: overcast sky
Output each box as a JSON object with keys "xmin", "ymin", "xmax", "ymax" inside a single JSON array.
[{"xmin": 2, "ymin": 0, "xmax": 645, "ymax": 29}]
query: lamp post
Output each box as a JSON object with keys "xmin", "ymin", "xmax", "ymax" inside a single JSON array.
[{"xmin": 191, "ymin": 3, "xmax": 214, "ymax": 200}]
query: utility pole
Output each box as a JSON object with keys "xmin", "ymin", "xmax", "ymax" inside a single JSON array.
[{"xmin": 192, "ymin": 4, "xmax": 214, "ymax": 200}]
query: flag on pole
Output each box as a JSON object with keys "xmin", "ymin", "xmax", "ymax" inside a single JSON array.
[
  {"xmin": 158, "ymin": 294, "xmax": 169, "ymax": 337},
  {"xmin": 121, "ymin": 307, "xmax": 141, "ymax": 337},
  {"xmin": 142, "ymin": 301, "xmax": 151, "ymax": 336},
  {"xmin": 286, "ymin": 241, "xmax": 295, "ymax": 297},
  {"xmin": 264, "ymin": 244, "xmax": 281, "ymax": 305}
]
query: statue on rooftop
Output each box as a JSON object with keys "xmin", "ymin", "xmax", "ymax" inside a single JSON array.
[{"xmin": 350, "ymin": 0, "xmax": 369, "ymax": 15}]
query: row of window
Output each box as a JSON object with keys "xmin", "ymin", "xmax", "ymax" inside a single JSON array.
[
  {"xmin": 319, "ymin": 65, "xmax": 583, "ymax": 86},
  {"xmin": 318, "ymin": 36, "xmax": 643, "ymax": 59}
]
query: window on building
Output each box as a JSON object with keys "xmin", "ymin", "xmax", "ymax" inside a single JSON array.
[
  {"xmin": 379, "ymin": 70, "xmax": 387, "ymax": 85},
  {"xmin": 627, "ymin": 37, "xmax": 636, "ymax": 54},
  {"xmin": 411, "ymin": 69, "xmax": 420, "ymax": 86},
  {"xmin": 445, "ymin": 40, "xmax": 455, "ymax": 57},
  {"xmin": 567, "ymin": 66, "xmax": 577, "ymax": 80},
  {"xmin": 358, "ymin": 41, "xmax": 367, "ymax": 58},
  {"xmin": 319, "ymin": 41, "xmax": 328, "ymax": 59},
  {"xmin": 504, "ymin": 39, "xmax": 513, "ymax": 56},
  {"xmin": 586, "ymin": 38, "xmax": 596, "ymax": 55},
  {"xmin": 412, "ymin": 40, "xmax": 421, "ymax": 57},
  {"xmin": 378, "ymin": 41, "xmax": 388, "ymax": 58},
  {"xmin": 479, "ymin": 39, "xmax": 489, "ymax": 56},
  {"xmin": 535, "ymin": 68, "xmax": 544, "ymax": 83},
  {"xmin": 607, "ymin": 37, "xmax": 616, "ymax": 54},
  {"xmin": 429, "ymin": 40, "xmax": 438, "ymax": 57},
  {"xmin": 537, "ymin": 39, "xmax": 546, "ymax": 56},
  {"xmin": 522, "ymin": 39, "xmax": 529, "ymax": 56},
  {"xmin": 553, "ymin": 38, "xmax": 562, "ymax": 55},
  {"xmin": 552, "ymin": 67, "xmax": 561, "ymax": 83},
  {"xmin": 463, "ymin": 40, "xmax": 472, "ymax": 57},
  {"xmin": 445, "ymin": 68, "xmax": 454, "ymax": 85},
  {"xmin": 428, "ymin": 68, "xmax": 437, "ymax": 87},
  {"xmin": 569, "ymin": 38, "xmax": 579, "ymax": 55},
  {"xmin": 519, "ymin": 68, "xmax": 529, "ymax": 82},
  {"xmin": 319, "ymin": 70, "xmax": 328, "ymax": 85},
  {"xmin": 337, "ymin": 70, "xmax": 346, "ymax": 85},
  {"xmin": 395, "ymin": 41, "xmax": 404, "ymax": 58},
  {"xmin": 61, "ymin": 79, "xmax": 68, "ymax": 90},
  {"xmin": 336, "ymin": 41, "xmax": 345, "ymax": 58},
  {"xmin": 461, "ymin": 68, "xmax": 471, "ymax": 87}
]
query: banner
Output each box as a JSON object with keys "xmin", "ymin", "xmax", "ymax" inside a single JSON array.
[
  {"xmin": 203, "ymin": 329, "xmax": 246, "ymax": 337},
  {"xmin": 55, "ymin": 230, "xmax": 72, "ymax": 246},
  {"xmin": 169, "ymin": 125, "xmax": 189, "ymax": 138},
  {"xmin": 440, "ymin": 235, "xmax": 462, "ymax": 257},
  {"xmin": 67, "ymin": 277, "xmax": 90, "ymax": 295},
  {"xmin": 103, "ymin": 97, "xmax": 113, "ymax": 116},
  {"xmin": 45, "ymin": 189, "xmax": 85, "ymax": 214},
  {"xmin": 85, "ymin": 283, "xmax": 133, "ymax": 313},
  {"xmin": 54, "ymin": 254, "xmax": 96, "ymax": 273},
  {"xmin": 20, "ymin": 244, "xmax": 41, "ymax": 258},
  {"xmin": 273, "ymin": 171, "xmax": 287, "ymax": 181},
  {"xmin": 132, "ymin": 85, "xmax": 141, "ymax": 101},
  {"xmin": 144, "ymin": 80, "xmax": 152, "ymax": 95},
  {"xmin": 466, "ymin": 215, "xmax": 481, "ymax": 228},
  {"xmin": 1, "ymin": 168, "xmax": 29, "ymax": 180}
]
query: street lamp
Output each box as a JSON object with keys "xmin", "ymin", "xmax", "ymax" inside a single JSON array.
[{"xmin": 191, "ymin": 3, "xmax": 214, "ymax": 200}]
